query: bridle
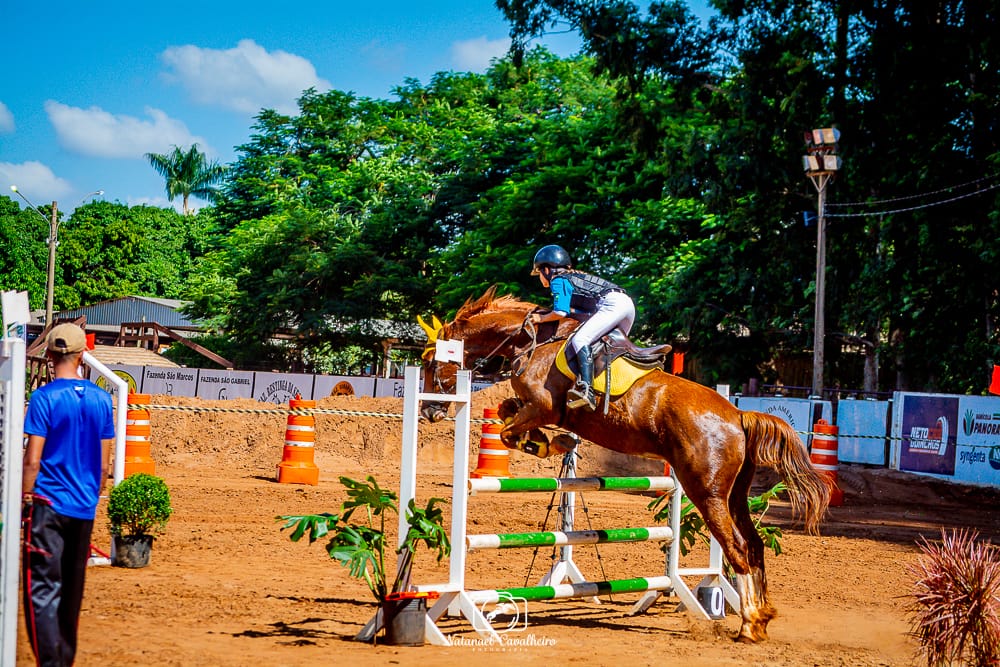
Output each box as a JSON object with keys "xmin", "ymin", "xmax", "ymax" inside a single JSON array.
[{"xmin": 428, "ymin": 309, "xmax": 570, "ymax": 390}]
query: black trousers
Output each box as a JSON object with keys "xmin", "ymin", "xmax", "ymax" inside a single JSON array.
[{"xmin": 22, "ymin": 500, "xmax": 93, "ymax": 667}]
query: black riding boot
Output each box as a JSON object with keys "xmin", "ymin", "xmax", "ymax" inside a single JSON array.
[{"xmin": 567, "ymin": 346, "xmax": 597, "ymax": 411}]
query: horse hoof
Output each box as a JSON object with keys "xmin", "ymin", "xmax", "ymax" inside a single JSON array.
[
  {"xmin": 551, "ymin": 434, "xmax": 578, "ymax": 453},
  {"xmin": 423, "ymin": 408, "xmax": 447, "ymax": 423}
]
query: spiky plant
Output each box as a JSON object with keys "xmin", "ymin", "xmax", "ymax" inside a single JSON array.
[{"xmin": 905, "ymin": 528, "xmax": 1000, "ymax": 667}]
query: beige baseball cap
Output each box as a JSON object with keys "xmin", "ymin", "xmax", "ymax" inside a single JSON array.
[{"xmin": 46, "ymin": 323, "xmax": 87, "ymax": 354}]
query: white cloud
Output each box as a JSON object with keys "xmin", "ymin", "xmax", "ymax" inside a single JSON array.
[
  {"xmin": 0, "ymin": 101, "xmax": 13, "ymax": 133},
  {"xmin": 451, "ymin": 36, "xmax": 510, "ymax": 72},
  {"xmin": 0, "ymin": 161, "xmax": 73, "ymax": 201},
  {"xmin": 161, "ymin": 39, "xmax": 332, "ymax": 115},
  {"xmin": 44, "ymin": 101, "xmax": 210, "ymax": 159}
]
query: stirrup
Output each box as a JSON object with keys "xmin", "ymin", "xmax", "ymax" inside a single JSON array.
[{"xmin": 566, "ymin": 383, "xmax": 596, "ymax": 411}]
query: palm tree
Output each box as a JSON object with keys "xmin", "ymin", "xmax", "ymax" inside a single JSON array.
[{"xmin": 145, "ymin": 144, "xmax": 227, "ymax": 215}]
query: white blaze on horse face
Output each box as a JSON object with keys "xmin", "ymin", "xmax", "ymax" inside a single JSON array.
[{"xmin": 695, "ymin": 411, "xmax": 744, "ymax": 468}]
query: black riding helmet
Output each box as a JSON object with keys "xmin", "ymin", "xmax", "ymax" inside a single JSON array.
[{"xmin": 531, "ymin": 244, "xmax": 572, "ymax": 275}]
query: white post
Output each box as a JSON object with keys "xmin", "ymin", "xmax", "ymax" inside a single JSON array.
[
  {"xmin": 0, "ymin": 337, "xmax": 26, "ymax": 667},
  {"xmin": 82, "ymin": 352, "xmax": 128, "ymax": 485}
]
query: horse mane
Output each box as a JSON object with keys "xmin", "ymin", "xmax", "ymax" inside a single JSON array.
[{"xmin": 455, "ymin": 285, "xmax": 537, "ymax": 323}]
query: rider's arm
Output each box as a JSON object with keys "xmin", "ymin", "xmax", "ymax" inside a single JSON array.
[
  {"xmin": 532, "ymin": 310, "xmax": 564, "ymax": 324},
  {"xmin": 549, "ymin": 275, "xmax": 572, "ymax": 315}
]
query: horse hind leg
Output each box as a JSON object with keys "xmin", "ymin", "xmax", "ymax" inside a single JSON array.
[
  {"xmin": 698, "ymin": 498, "xmax": 771, "ymax": 643},
  {"xmin": 729, "ymin": 462, "xmax": 777, "ymax": 642}
]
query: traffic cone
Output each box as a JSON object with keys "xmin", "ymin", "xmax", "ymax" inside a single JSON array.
[
  {"xmin": 124, "ymin": 393, "xmax": 156, "ymax": 477},
  {"xmin": 471, "ymin": 407, "xmax": 510, "ymax": 478},
  {"xmin": 658, "ymin": 461, "xmax": 672, "ymax": 497},
  {"xmin": 277, "ymin": 396, "xmax": 320, "ymax": 485},
  {"xmin": 811, "ymin": 419, "xmax": 844, "ymax": 506}
]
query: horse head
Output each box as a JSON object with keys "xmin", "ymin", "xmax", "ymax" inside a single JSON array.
[{"xmin": 418, "ymin": 286, "xmax": 541, "ymax": 421}]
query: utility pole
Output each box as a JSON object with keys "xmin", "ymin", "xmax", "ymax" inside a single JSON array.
[
  {"xmin": 802, "ymin": 128, "xmax": 842, "ymax": 398},
  {"xmin": 45, "ymin": 201, "xmax": 59, "ymax": 327}
]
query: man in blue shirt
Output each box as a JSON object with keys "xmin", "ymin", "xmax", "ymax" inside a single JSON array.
[
  {"xmin": 22, "ymin": 323, "xmax": 114, "ymax": 667},
  {"xmin": 530, "ymin": 245, "xmax": 636, "ymax": 411}
]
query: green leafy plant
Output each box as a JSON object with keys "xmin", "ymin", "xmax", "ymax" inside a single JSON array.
[
  {"xmin": 107, "ymin": 473, "xmax": 173, "ymax": 537},
  {"xmin": 906, "ymin": 528, "xmax": 1000, "ymax": 667},
  {"xmin": 278, "ymin": 475, "xmax": 450, "ymax": 603},
  {"xmin": 647, "ymin": 481, "xmax": 787, "ymax": 558}
]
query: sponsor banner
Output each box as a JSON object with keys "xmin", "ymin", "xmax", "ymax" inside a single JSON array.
[
  {"xmin": 142, "ymin": 367, "xmax": 198, "ymax": 397},
  {"xmin": 196, "ymin": 369, "xmax": 255, "ymax": 400},
  {"xmin": 253, "ymin": 372, "xmax": 315, "ymax": 403},
  {"xmin": 375, "ymin": 376, "xmax": 406, "ymax": 398},
  {"xmin": 954, "ymin": 395, "xmax": 1000, "ymax": 486},
  {"xmin": 893, "ymin": 393, "xmax": 958, "ymax": 476},
  {"xmin": 313, "ymin": 374, "xmax": 376, "ymax": 399},
  {"xmin": 836, "ymin": 399, "xmax": 890, "ymax": 466},
  {"xmin": 102, "ymin": 365, "xmax": 144, "ymax": 395},
  {"xmin": 733, "ymin": 397, "xmax": 831, "ymax": 448},
  {"xmin": 373, "ymin": 375, "xmax": 493, "ymax": 398}
]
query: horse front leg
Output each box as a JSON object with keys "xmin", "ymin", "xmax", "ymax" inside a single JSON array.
[{"xmin": 496, "ymin": 398, "xmax": 572, "ymax": 458}]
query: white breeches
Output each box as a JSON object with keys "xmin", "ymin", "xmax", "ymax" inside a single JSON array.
[{"xmin": 570, "ymin": 291, "xmax": 635, "ymax": 354}]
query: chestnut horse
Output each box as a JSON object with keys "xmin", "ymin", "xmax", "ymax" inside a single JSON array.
[{"xmin": 420, "ymin": 286, "xmax": 830, "ymax": 643}]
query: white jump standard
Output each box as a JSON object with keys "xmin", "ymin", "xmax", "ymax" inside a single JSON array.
[{"xmin": 358, "ymin": 366, "xmax": 738, "ymax": 645}]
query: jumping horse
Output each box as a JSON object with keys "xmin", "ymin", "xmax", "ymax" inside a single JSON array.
[{"xmin": 419, "ymin": 286, "xmax": 830, "ymax": 643}]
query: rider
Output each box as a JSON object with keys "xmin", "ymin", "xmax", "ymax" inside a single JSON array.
[{"xmin": 530, "ymin": 244, "xmax": 635, "ymax": 411}]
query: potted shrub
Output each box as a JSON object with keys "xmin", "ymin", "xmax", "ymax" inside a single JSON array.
[
  {"xmin": 107, "ymin": 473, "xmax": 173, "ymax": 568},
  {"xmin": 278, "ymin": 475, "xmax": 450, "ymax": 645}
]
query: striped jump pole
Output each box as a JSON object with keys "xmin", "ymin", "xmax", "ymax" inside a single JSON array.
[
  {"xmin": 468, "ymin": 576, "xmax": 673, "ymax": 604},
  {"xmin": 469, "ymin": 476, "xmax": 675, "ymax": 495},
  {"xmin": 467, "ymin": 526, "xmax": 673, "ymax": 550}
]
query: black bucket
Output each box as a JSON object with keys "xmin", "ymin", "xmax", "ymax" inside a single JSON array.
[
  {"xmin": 382, "ymin": 593, "xmax": 429, "ymax": 646},
  {"xmin": 112, "ymin": 534, "xmax": 153, "ymax": 568}
]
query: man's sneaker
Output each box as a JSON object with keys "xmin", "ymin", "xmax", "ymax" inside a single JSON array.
[{"xmin": 567, "ymin": 382, "xmax": 596, "ymax": 412}]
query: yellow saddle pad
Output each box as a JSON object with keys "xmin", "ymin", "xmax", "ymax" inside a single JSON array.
[{"xmin": 555, "ymin": 341, "xmax": 655, "ymax": 397}]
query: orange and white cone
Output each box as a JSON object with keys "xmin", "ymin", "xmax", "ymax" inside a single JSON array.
[
  {"xmin": 124, "ymin": 393, "xmax": 156, "ymax": 477},
  {"xmin": 471, "ymin": 407, "xmax": 510, "ymax": 478},
  {"xmin": 811, "ymin": 419, "xmax": 844, "ymax": 506},
  {"xmin": 277, "ymin": 397, "xmax": 320, "ymax": 485}
]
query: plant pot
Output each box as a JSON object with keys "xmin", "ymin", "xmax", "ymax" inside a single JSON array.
[
  {"xmin": 381, "ymin": 593, "xmax": 430, "ymax": 646},
  {"xmin": 112, "ymin": 534, "xmax": 153, "ymax": 568}
]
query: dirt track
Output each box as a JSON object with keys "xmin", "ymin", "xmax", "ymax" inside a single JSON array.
[{"xmin": 17, "ymin": 383, "xmax": 1000, "ymax": 666}]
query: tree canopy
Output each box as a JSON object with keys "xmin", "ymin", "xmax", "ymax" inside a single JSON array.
[{"xmin": 3, "ymin": 0, "xmax": 997, "ymax": 393}]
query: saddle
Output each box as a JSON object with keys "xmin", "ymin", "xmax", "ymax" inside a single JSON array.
[
  {"xmin": 555, "ymin": 330, "xmax": 672, "ymax": 399},
  {"xmin": 598, "ymin": 329, "xmax": 672, "ymax": 369}
]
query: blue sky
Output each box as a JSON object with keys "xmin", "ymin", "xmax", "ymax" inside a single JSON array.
[{"xmin": 1, "ymin": 1, "xmax": 713, "ymax": 214}]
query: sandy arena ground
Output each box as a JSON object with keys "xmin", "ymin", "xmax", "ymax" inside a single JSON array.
[{"xmin": 17, "ymin": 382, "xmax": 1000, "ymax": 666}]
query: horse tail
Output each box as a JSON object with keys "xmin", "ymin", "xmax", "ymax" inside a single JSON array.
[{"xmin": 740, "ymin": 411, "xmax": 831, "ymax": 535}]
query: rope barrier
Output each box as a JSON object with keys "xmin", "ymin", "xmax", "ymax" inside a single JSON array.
[
  {"xmin": 125, "ymin": 402, "xmax": 497, "ymax": 423},
  {"xmin": 129, "ymin": 402, "xmax": 1000, "ymax": 451},
  {"xmin": 127, "ymin": 402, "xmax": 911, "ymax": 440}
]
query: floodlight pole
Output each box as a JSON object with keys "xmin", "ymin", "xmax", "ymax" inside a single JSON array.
[
  {"xmin": 802, "ymin": 128, "xmax": 841, "ymax": 398},
  {"xmin": 808, "ymin": 174, "xmax": 831, "ymax": 398}
]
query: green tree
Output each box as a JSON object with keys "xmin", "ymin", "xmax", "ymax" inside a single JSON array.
[
  {"xmin": 0, "ymin": 195, "xmax": 49, "ymax": 309},
  {"xmin": 145, "ymin": 144, "xmax": 227, "ymax": 215},
  {"xmin": 57, "ymin": 202, "xmax": 211, "ymax": 309}
]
